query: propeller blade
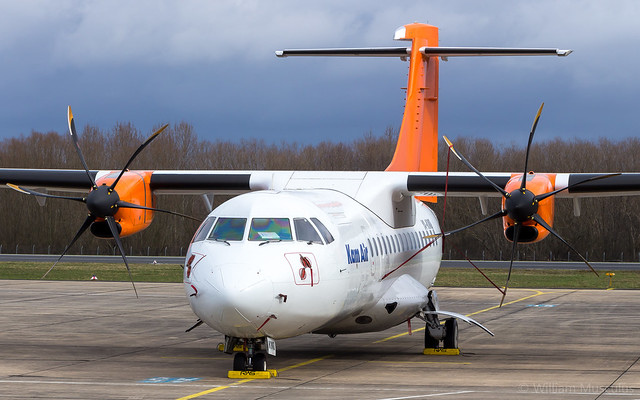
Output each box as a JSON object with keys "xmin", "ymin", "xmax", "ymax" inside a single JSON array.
[
  {"xmin": 106, "ymin": 216, "xmax": 138, "ymax": 298},
  {"xmin": 443, "ymin": 136, "xmax": 509, "ymax": 197},
  {"xmin": 116, "ymin": 201, "xmax": 200, "ymax": 222},
  {"xmin": 42, "ymin": 215, "xmax": 96, "ymax": 279},
  {"xmin": 531, "ymin": 214, "xmax": 599, "ymax": 277},
  {"xmin": 535, "ymin": 173, "xmax": 622, "ymax": 202},
  {"xmin": 7, "ymin": 184, "xmax": 86, "ymax": 203},
  {"xmin": 431, "ymin": 209, "xmax": 507, "ymax": 238},
  {"xmin": 521, "ymin": 102, "xmax": 544, "ymax": 190},
  {"xmin": 109, "ymin": 124, "xmax": 169, "ymax": 192},
  {"xmin": 67, "ymin": 106, "xmax": 97, "ymax": 189},
  {"xmin": 500, "ymin": 223, "xmax": 520, "ymax": 307}
]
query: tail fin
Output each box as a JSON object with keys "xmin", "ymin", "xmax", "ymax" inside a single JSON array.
[
  {"xmin": 385, "ymin": 23, "xmax": 440, "ymax": 175},
  {"xmin": 276, "ymin": 23, "xmax": 570, "ymax": 190}
]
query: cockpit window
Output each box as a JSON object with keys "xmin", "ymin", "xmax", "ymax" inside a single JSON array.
[
  {"xmin": 294, "ymin": 218, "xmax": 323, "ymax": 243},
  {"xmin": 192, "ymin": 217, "xmax": 215, "ymax": 243},
  {"xmin": 248, "ymin": 218, "xmax": 292, "ymax": 241},
  {"xmin": 208, "ymin": 217, "xmax": 247, "ymax": 241},
  {"xmin": 311, "ymin": 218, "xmax": 334, "ymax": 244}
]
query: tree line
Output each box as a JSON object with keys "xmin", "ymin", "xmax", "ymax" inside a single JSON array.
[{"xmin": 1, "ymin": 122, "xmax": 640, "ymax": 262}]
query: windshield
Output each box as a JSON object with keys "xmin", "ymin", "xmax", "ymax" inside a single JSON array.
[
  {"xmin": 208, "ymin": 218, "xmax": 247, "ymax": 241},
  {"xmin": 294, "ymin": 218, "xmax": 323, "ymax": 243},
  {"xmin": 248, "ymin": 218, "xmax": 292, "ymax": 241},
  {"xmin": 192, "ymin": 217, "xmax": 215, "ymax": 243}
]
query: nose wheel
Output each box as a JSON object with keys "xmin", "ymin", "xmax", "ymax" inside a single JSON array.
[
  {"xmin": 233, "ymin": 352, "xmax": 247, "ymax": 371},
  {"xmin": 229, "ymin": 338, "xmax": 268, "ymax": 372}
]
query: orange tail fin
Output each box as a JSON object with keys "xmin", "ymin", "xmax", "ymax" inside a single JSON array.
[{"xmin": 386, "ymin": 23, "xmax": 439, "ymax": 176}]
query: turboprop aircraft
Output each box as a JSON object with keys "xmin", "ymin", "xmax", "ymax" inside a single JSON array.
[{"xmin": 3, "ymin": 22, "xmax": 640, "ymax": 373}]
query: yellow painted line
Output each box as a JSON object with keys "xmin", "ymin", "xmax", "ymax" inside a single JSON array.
[
  {"xmin": 176, "ymin": 385, "xmax": 231, "ymax": 400},
  {"xmin": 276, "ymin": 354, "xmax": 334, "ymax": 373},
  {"xmin": 161, "ymin": 356, "xmax": 228, "ymax": 360},
  {"xmin": 465, "ymin": 289, "xmax": 549, "ymax": 317},
  {"xmin": 375, "ymin": 289, "xmax": 550, "ymax": 343},
  {"xmin": 370, "ymin": 360, "xmax": 471, "ymax": 365},
  {"xmin": 374, "ymin": 327, "xmax": 426, "ymax": 343},
  {"xmin": 176, "ymin": 355, "xmax": 332, "ymax": 399}
]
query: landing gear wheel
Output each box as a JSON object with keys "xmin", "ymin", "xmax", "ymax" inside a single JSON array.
[
  {"xmin": 233, "ymin": 352, "xmax": 247, "ymax": 371},
  {"xmin": 443, "ymin": 318, "xmax": 458, "ymax": 349},
  {"xmin": 253, "ymin": 352, "xmax": 267, "ymax": 371},
  {"xmin": 424, "ymin": 330, "xmax": 439, "ymax": 348}
]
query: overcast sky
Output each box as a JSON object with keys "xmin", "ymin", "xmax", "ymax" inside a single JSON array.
[{"xmin": 1, "ymin": 1, "xmax": 639, "ymax": 147}]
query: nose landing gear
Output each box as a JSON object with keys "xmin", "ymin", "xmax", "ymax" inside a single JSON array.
[{"xmin": 224, "ymin": 336, "xmax": 270, "ymax": 374}]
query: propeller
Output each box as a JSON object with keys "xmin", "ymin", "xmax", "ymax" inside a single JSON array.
[
  {"xmin": 7, "ymin": 106, "xmax": 198, "ymax": 296},
  {"xmin": 443, "ymin": 103, "xmax": 619, "ymax": 306}
]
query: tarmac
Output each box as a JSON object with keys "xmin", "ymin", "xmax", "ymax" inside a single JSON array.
[{"xmin": 0, "ymin": 280, "xmax": 638, "ymax": 399}]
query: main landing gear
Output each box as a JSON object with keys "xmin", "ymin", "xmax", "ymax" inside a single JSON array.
[
  {"xmin": 225, "ymin": 336, "xmax": 268, "ymax": 372},
  {"xmin": 422, "ymin": 290, "xmax": 459, "ymax": 352}
]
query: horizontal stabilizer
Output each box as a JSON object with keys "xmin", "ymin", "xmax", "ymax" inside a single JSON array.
[
  {"xmin": 421, "ymin": 47, "xmax": 571, "ymax": 57},
  {"xmin": 276, "ymin": 47, "xmax": 571, "ymax": 59},
  {"xmin": 276, "ymin": 47, "xmax": 410, "ymax": 58}
]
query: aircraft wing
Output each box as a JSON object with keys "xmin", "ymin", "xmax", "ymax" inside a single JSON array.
[
  {"xmin": 3, "ymin": 169, "xmax": 640, "ymax": 198},
  {"xmin": 404, "ymin": 172, "xmax": 640, "ymax": 198}
]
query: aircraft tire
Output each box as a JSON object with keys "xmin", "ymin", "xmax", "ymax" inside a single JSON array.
[
  {"xmin": 233, "ymin": 352, "xmax": 247, "ymax": 371},
  {"xmin": 424, "ymin": 327, "xmax": 439, "ymax": 348},
  {"xmin": 253, "ymin": 352, "xmax": 267, "ymax": 371},
  {"xmin": 443, "ymin": 318, "xmax": 458, "ymax": 349}
]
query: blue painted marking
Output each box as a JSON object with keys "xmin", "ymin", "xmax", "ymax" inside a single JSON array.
[
  {"xmin": 139, "ymin": 377, "xmax": 201, "ymax": 383},
  {"xmin": 527, "ymin": 304, "xmax": 557, "ymax": 308}
]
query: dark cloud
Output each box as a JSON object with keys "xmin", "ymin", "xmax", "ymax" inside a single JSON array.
[{"xmin": 0, "ymin": 1, "xmax": 639, "ymax": 145}]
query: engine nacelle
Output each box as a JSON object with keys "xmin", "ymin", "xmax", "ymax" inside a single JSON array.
[
  {"xmin": 502, "ymin": 172, "xmax": 555, "ymax": 243},
  {"xmin": 91, "ymin": 171, "xmax": 155, "ymax": 238}
]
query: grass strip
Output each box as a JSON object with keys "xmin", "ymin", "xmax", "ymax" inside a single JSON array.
[
  {"xmin": 0, "ymin": 263, "xmax": 638, "ymax": 289},
  {"xmin": 435, "ymin": 267, "xmax": 640, "ymax": 289},
  {"xmin": 0, "ymin": 262, "xmax": 183, "ymax": 282}
]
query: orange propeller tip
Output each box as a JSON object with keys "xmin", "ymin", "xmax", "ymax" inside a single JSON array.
[{"xmin": 6, "ymin": 183, "xmax": 26, "ymax": 194}]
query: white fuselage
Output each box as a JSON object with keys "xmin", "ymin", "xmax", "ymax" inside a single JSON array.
[{"xmin": 184, "ymin": 189, "xmax": 442, "ymax": 340}]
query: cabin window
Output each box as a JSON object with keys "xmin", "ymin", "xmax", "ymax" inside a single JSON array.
[
  {"xmin": 209, "ymin": 217, "xmax": 246, "ymax": 241},
  {"xmin": 372, "ymin": 237, "xmax": 379, "ymax": 257},
  {"xmin": 376, "ymin": 237, "xmax": 383, "ymax": 255},
  {"xmin": 294, "ymin": 218, "xmax": 323, "ymax": 243},
  {"xmin": 367, "ymin": 238, "xmax": 374, "ymax": 257},
  {"xmin": 311, "ymin": 218, "xmax": 334, "ymax": 244},
  {"xmin": 192, "ymin": 217, "xmax": 216, "ymax": 243},
  {"xmin": 249, "ymin": 218, "xmax": 292, "ymax": 241},
  {"xmin": 394, "ymin": 235, "xmax": 400, "ymax": 253}
]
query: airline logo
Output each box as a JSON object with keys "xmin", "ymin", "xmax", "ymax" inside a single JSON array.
[{"xmin": 346, "ymin": 243, "xmax": 369, "ymax": 264}]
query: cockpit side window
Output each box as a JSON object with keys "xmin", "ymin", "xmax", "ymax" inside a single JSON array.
[
  {"xmin": 249, "ymin": 218, "xmax": 292, "ymax": 241},
  {"xmin": 310, "ymin": 218, "xmax": 334, "ymax": 244},
  {"xmin": 294, "ymin": 218, "xmax": 323, "ymax": 243},
  {"xmin": 192, "ymin": 217, "xmax": 216, "ymax": 243},
  {"xmin": 209, "ymin": 217, "xmax": 247, "ymax": 241}
]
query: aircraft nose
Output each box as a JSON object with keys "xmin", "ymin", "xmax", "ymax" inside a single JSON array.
[{"xmin": 192, "ymin": 262, "xmax": 275, "ymax": 338}]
